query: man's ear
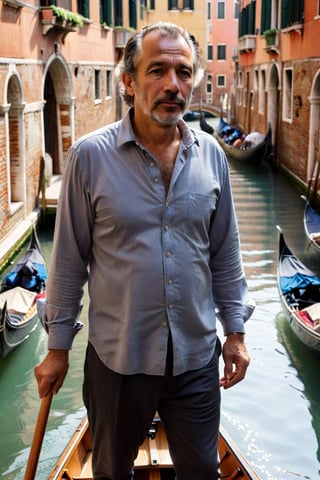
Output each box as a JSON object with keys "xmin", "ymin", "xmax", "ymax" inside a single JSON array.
[{"xmin": 122, "ymin": 73, "xmax": 135, "ymax": 97}]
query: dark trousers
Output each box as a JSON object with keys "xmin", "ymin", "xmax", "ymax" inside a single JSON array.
[{"xmin": 83, "ymin": 338, "xmax": 221, "ymax": 480}]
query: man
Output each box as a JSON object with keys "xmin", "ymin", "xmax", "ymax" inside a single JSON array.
[{"xmin": 35, "ymin": 22, "xmax": 254, "ymax": 480}]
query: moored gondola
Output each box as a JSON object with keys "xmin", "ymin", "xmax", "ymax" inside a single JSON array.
[
  {"xmin": 277, "ymin": 226, "xmax": 320, "ymax": 352},
  {"xmin": 0, "ymin": 228, "xmax": 47, "ymax": 357},
  {"xmin": 47, "ymin": 415, "xmax": 261, "ymax": 480},
  {"xmin": 302, "ymin": 195, "xmax": 320, "ymax": 257},
  {"xmin": 214, "ymin": 118, "xmax": 271, "ymax": 165}
]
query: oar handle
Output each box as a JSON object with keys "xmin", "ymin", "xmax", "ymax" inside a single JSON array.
[{"xmin": 24, "ymin": 393, "xmax": 53, "ymax": 480}]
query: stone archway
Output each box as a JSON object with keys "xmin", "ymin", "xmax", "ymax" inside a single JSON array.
[
  {"xmin": 43, "ymin": 54, "xmax": 74, "ymax": 176},
  {"xmin": 307, "ymin": 71, "xmax": 320, "ymax": 182}
]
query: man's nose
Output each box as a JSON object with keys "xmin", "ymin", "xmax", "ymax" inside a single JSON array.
[{"xmin": 164, "ymin": 70, "xmax": 180, "ymax": 92}]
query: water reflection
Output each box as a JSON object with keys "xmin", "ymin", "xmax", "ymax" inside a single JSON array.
[{"xmin": 276, "ymin": 312, "xmax": 320, "ymax": 463}]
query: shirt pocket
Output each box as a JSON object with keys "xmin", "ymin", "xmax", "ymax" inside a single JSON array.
[{"xmin": 186, "ymin": 192, "xmax": 217, "ymax": 238}]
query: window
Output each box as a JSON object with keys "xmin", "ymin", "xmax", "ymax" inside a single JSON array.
[
  {"xmin": 283, "ymin": 68, "xmax": 293, "ymax": 121},
  {"xmin": 281, "ymin": 0, "xmax": 304, "ymax": 28},
  {"xmin": 149, "ymin": 0, "xmax": 155, "ymax": 9},
  {"xmin": 260, "ymin": 0, "xmax": 271, "ymax": 33},
  {"xmin": 168, "ymin": 0, "xmax": 193, "ymax": 8},
  {"xmin": 238, "ymin": 0, "xmax": 256, "ymax": 37},
  {"xmin": 95, "ymin": 69, "xmax": 101, "ymax": 102},
  {"xmin": 100, "ymin": 0, "xmax": 112, "ymax": 25},
  {"xmin": 217, "ymin": 44, "xmax": 226, "ymax": 60},
  {"xmin": 129, "ymin": 0, "xmax": 137, "ymax": 28},
  {"xmin": 106, "ymin": 70, "xmax": 112, "ymax": 97},
  {"xmin": 207, "ymin": 1, "xmax": 211, "ymax": 20},
  {"xmin": 78, "ymin": 0, "xmax": 89, "ymax": 18},
  {"xmin": 207, "ymin": 44, "xmax": 213, "ymax": 60},
  {"xmin": 114, "ymin": 0, "xmax": 123, "ymax": 25},
  {"xmin": 217, "ymin": 1, "xmax": 225, "ymax": 19},
  {"xmin": 234, "ymin": 0, "xmax": 239, "ymax": 19},
  {"xmin": 217, "ymin": 75, "xmax": 226, "ymax": 87},
  {"xmin": 183, "ymin": 0, "xmax": 194, "ymax": 9},
  {"xmin": 238, "ymin": 71, "xmax": 243, "ymax": 87},
  {"xmin": 168, "ymin": 0, "xmax": 178, "ymax": 8},
  {"xmin": 206, "ymin": 80, "xmax": 213, "ymax": 104},
  {"xmin": 217, "ymin": 1, "xmax": 225, "ymax": 20},
  {"xmin": 259, "ymin": 70, "xmax": 266, "ymax": 113}
]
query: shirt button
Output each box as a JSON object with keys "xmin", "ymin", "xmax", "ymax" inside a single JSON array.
[
  {"xmin": 150, "ymin": 162, "xmax": 155, "ymax": 167},
  {"xmin": 168, "ymin": 278, "xmax": 173, "ymax": 284},
  {"xmin": 164, "ymin": 224, "xmax": 169, "ymax": 231},
  {"xmin": 166, "ymin": 251, "xmax": 172, "ymax": 257},
  {"xmin": 168, "ymin": 304, "xmax": 173, "ymax": 309},
  {"xmin": 162, "ymin": 321, "xmax": 168, "ymax": 326},
  {"xmin": 153, "ymin": 177, "xmax": 159, "ymax": 183},
  {"xmin": 165, "ymin": 201, "xmax": 169, "ymax": 208}
]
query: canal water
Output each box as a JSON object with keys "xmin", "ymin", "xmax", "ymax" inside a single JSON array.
[{"xmin": 1, "ymin": 118, "xmax": 320, "ymax": 479}]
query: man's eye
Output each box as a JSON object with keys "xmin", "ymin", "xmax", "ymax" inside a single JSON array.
[
  {"xmin": 150, "ymin": 69, "xmax": 163, "ymax": 76},
  {"xmin": 179, "ymin": 70, "xmax": 192, "ymax": 78}
]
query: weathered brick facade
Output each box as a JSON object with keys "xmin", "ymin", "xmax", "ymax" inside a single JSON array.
[{"xmin": 236, "ymin": 1, "xmax": 320, "ymax": 189}]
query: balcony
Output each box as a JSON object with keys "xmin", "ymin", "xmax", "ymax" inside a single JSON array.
[
  {"xmin": 238, "ymin": 35, "xmax": 256, "ymax": 53},
  {"xmin": 263, "ymin": 29, "xmax": 279, "ymax": 54},
  {"xmin": 39, "ymin": 6, "xmax": 83, "ymax": 39},
  {"xmin": 114, "ymin": 27, "xmax": 133, "ymax": 49}
]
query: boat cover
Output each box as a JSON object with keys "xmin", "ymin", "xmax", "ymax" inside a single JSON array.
[
  {"xmin": 0, "ymin": 286, "xmax": 36, "ymax": 315},
  {"xmin": 280, "ymin": 255, "xmax": 320, "ymax": 293},
  {"xmin": 2, "ymin": 249, "xmax": 47, "ymax": 291}
]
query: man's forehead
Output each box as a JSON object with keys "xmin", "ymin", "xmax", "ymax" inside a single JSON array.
[{"xmin": 141, "ymin": 31, "xmax": 193, "ymax": 59}]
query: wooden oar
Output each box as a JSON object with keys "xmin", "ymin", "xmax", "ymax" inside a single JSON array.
[{"xmin": 24, "ymin": 393, "xmax": 53, "ymax": 480}]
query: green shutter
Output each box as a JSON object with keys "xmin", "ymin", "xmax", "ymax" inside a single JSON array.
[
  {"xmin": 281, "ymin": 0, "xmax": 289, "ymax": 28},
  {"xmin": 129, "ymin": 0, "xmax": 137, "ymax": 28},
  {"xmin": 260, "ymin": 0, "xmax": 271, "ymax": 33},
  {"xmin": 248, "ymin": 0, "xmax": 256, "ymax": 35}
]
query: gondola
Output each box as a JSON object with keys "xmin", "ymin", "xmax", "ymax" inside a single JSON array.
[
  {"xmin": 199, "ymin": 111, "xmax": 214, "ymax": 134},
  {"xmin": 214, "ymin": 118, "xmax": 271, "ymax": 165},
  {"xmin": 277, "ymin": 226, "xmax": 320, "ymax": 352},
  {"xmin": 302, "ymin": 195, "xmax": 320, "ymax": 256},
  {"xmin": 0, "ymin": 228, "xmax": 47, "ymax": 357},
  {"xmin": 47, "ymin": 415, "xmax": 261, "ymax": 480}
]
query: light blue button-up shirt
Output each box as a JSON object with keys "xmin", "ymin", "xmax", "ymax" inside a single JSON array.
[{"xmin": 41, "ymin": 109, "xmax": 253, "ymax": 376}]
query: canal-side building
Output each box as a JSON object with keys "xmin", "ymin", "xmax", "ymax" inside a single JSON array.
[
  {"xmin": 236, "ymin": 0, "xmax": 320, "ymax": 187},
  {"xmin": 0, "ymin": 1, "xmax": 240, "ymax": 264},
  {"xmin": 206, "ymin": 1, "xmax": 239, "ymax": 117},
  {"xmin": 0, "ymin": 0, "xmax": 149, "ymax": 261}
]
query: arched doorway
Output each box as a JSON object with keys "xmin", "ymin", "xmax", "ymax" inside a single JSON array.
[
  {"xmin": 267, "ymin": 63, "xmax": 280, "ymax": 152},
  {"xmin": 307, "ymin": 71, "xmax": 320, "ymax": 182},
  {"xmin": 43, "ymin": 54, "xmax": 74, "ymax": 176},
  {"xmin": 44, "ymin": 71, "xmax": 59, "ymax": 175}
]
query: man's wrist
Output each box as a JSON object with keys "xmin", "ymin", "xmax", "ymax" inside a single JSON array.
[{"xmin": 226, "ymin": 332, "xmax": 245, "ymax": 336}]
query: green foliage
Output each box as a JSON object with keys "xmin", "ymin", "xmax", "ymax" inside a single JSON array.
[{"xmin": 51, "ymin": 5, "xmax": 84, "ymax": 27}]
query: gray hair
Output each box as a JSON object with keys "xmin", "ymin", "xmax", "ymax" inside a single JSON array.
[{"xmin": 118, "ymin": 22, "xmax": 203, "ymax": 106}]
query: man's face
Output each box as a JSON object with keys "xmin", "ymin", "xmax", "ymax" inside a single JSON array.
[{"xmin": 125, "ymin": 31, "xmax": 194, "ymax": 127}]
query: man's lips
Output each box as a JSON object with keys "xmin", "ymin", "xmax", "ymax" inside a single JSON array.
[{"xmin": 156, "ymin": 100, "xmax": 185, "ymax": 108}]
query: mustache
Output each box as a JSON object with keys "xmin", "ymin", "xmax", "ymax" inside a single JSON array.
[{"xmin": 153, "ymin": 94, "xmax": 187, "ymax": 107}]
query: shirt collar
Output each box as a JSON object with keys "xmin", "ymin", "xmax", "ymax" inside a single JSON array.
[{"xmin": 117, "ymin": 107, "xmax": 199, "ymax": 150}]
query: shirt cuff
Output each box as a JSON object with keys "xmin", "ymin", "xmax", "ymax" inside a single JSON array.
[
  {"xmin": 217, "ymin": 299, "xmax": 255, "ymax": 336},
  {"xmin": 37, "ymin": 298, "xmax": 83, "ymax": 350}
]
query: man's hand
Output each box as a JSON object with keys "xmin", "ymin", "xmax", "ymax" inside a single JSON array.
[
  {"xmin": 34, "ymin": 349, "xmax": 69, "ymax": 398},
  {"xmin": 220, "ymin": 334, "xmax": 250, "ymax": 389}
]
